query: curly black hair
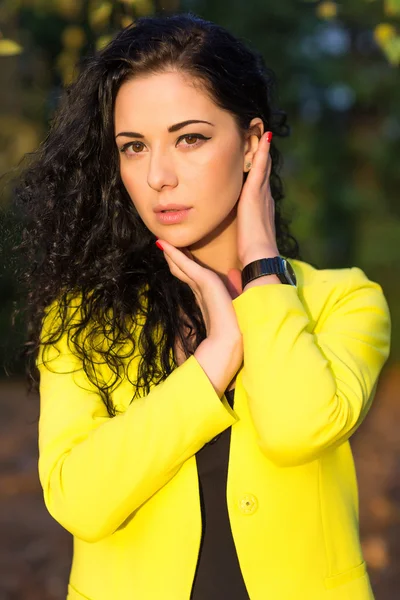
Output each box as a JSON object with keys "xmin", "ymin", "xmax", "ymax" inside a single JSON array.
[{"xmin": 12, "ymin": 12, "xmax": 301, "ymax": 417}]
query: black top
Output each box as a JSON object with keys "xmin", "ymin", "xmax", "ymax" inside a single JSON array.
[{"xmin": 190, "ymin": 388, "xmax": 250, "ymax": 599}]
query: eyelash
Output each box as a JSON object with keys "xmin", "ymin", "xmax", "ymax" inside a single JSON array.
[{"xmin": 119, "ymin": 134, "xmax": 211, "ymax": 156}]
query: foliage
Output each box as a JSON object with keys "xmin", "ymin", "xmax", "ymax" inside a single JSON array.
[{"xmin": 0, "ymin": 0, "xmax": 399, "ymax": 375}]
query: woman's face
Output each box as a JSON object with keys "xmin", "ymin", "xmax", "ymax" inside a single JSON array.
[{"xmin": 114, "ymin": 70, "xmax": 250, "ymax": 249}]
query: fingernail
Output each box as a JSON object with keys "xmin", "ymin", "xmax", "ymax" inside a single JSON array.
[
  {"xmin": 155, "ymin": 240, "xmax": 164, "ymax": 251},
  {"xmin": 266, "ymin": 131, "xmax": 273, "ymax": 143}
]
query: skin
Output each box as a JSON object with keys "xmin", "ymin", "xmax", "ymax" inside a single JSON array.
[{"xmin": 114, "ymin": 70, "xmax": 266, "ymax": 289}]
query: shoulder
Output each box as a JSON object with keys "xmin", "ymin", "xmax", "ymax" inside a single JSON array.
[
  {"xmin": 290, "ymin": 257, "xmax": 384, "ymax": 292},
  {"xmin": 289, "ymin": 258, "xmax": 390, "ymax": 327},
  {"xmin": 291, "ymin": 258, "xmax": 358, "ymax": 288}
]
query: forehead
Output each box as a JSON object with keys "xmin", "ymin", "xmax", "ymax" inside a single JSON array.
[{"xmin": 114, "ymin": 71, "xmax": 230, "ymax": 131}]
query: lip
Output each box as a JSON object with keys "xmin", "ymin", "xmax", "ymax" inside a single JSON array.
[
  {"xmin": 155, "ymin": 208, "xmax": 192, "ymax": 224},
  {"xmin": 154, "ymin": 204, "xmax": 191, "ymax": 213}
]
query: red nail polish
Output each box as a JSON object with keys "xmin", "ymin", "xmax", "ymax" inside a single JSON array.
[
  {"xmin": 266, "ymin": 132, "xmax": 273, "ymax": 143},
  {"xmin": 155, "ymin": 240, "xmax": 164, "ymax": 251}
]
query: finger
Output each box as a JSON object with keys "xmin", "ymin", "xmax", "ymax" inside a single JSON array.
[
  {"xmin": 159, "ymin": 240, "xmax": 196, "ymax": 268},
  {"xmin": 162, "ymin": 246, "xmax": 191, "ymax": 279},
  {"xmin": 248, "ymin": 132, "xmax": 272, "ymax": 183},
  {"xmin": 266, "ymin": 153, "xmax": 272, "ymax": 179},
  {"xmin": 158, "ymin": 239, "xmax": 202, "ymax": 286}
]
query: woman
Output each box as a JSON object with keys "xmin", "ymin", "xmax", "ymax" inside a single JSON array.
[{"xmin": 16, "ymin": 12, "xmax": 390, "ymax": 600}]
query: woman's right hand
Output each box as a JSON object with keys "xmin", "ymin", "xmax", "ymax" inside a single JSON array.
[{"xmin": 156, "ymin": 238, "xmax": 243, "ymax": 348}]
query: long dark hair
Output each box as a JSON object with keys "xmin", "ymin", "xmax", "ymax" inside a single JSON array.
[{"xmin": 13, "ymin": 12, "xmax": 301, "ymax": 417}]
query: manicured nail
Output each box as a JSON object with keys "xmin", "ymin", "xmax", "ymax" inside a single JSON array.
[
  {"xmin": 266, "ymin": 131, "xmax": 273, "ymax": 143},
  {"xmin": 155, "ymin": 240, "xmax": 164, "ymax": 250}
]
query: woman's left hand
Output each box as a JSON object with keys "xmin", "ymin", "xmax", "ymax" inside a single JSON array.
[
  {"xmin": 237, "ymin": 130, "xmax": 278, "ymax": 263},
  {"xmin": 226, "ymin": 131, "xmax": 279, "ymax": 298}
]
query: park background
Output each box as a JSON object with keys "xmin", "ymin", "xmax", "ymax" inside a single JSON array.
[{"xmin": 0, "ymin": 0, "xmax": 399, "ymax": 598}]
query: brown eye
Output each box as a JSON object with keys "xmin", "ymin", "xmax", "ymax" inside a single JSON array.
[
  {"xmin": 184, "ymin": 135, "xmax": 199, "ymax": 145},
  {"xmin": 120, "ymin": 142, "xmax": 144, "ymax": 155},
  {"xmin": 120, "ymin": 133, "xmax": 210, "ymax": 156},
  {"xmin": 178, "ymin": 134, "xmax": 210, "ymax": 148},
  {"xmin": 130, "ymin": 142, "xmax": 143, "ymax": 153}
]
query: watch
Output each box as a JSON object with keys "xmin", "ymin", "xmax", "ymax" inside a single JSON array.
[{"xmin": 241, "ymin": 256, "xmax": 297, "ymax": 289}]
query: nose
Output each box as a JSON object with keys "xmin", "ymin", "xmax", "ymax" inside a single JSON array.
[{"xmin": 147, "ymin": 149, "xmax": 178, "ymax": 191}]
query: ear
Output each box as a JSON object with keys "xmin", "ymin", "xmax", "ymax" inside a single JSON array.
[{"xmin": 243, "ymin": 118, "xmax": 265, "ymax": 172}]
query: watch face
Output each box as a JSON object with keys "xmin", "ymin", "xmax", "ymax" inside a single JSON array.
[{"xmin": 283, "ymin": 259, "xmax": 297, "ymax": 286}]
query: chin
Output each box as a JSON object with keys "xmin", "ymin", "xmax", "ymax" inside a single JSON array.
[{"xmin": 154, "ymin": 228, "xmax": 197, "ymax": 249}]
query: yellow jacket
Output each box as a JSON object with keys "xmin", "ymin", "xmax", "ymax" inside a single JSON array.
[{"xmin": 37, "ymin": 259, "xmax": 391, "ymax": 600}]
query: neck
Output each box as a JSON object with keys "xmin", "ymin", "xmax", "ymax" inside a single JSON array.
[{"xmin": 188, "ymin": 207, "xmax": 243, "ymax": 287}]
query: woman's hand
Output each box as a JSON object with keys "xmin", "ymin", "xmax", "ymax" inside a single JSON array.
[
  {"xmin": 156, "ymin": 239, "xmax": 243, "ymax": 347},
  {"xmin": 237, "ymin": 131, "xmax": 279, "ymax": 266},
  {"xmin": 218, "ymin": 131, "xmax": 279, "ymax": 294}
]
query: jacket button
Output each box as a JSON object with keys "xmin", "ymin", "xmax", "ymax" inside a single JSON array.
[{"xmin": 239, "ymin": 494, "xmax": 258, "ymax": 515}]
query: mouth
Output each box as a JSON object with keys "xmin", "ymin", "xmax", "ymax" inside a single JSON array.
[{"xmin": 155, "ymin": 207, "xmax": 192, "ymax": 224}]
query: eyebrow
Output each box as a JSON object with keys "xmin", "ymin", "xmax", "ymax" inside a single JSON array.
[{"xmin": 115, "ymin": 119, "xmax": 215, "ymax": 139}]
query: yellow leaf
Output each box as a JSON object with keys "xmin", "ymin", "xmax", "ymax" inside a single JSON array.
[
  {"xmin": 62, "ymin": 26, "xmax": 86, "ymax": 50},
  {"xmin": 56, "ymin": 0, "xmax": 82, "ymax": 20},
  {"xmin": 121, "ymin": 16, "xmax": 134, "ymax": 29},
  {"xmin": 96, "ymin": 34, "xmax": 114, "ymax": 51},
  {"xmin": 56, "ymin": 50, "xmax": 79, "ymax": 85},
  {"xmin": 380, "ymin": 35, "xmax": 400, "ymax": 65},
  {"xmin": 0, "ymin": 39, "xmax": 23, "ymax": 56},
  {"xmin": 316, "ymin": 1, "xmax": 338, "ymax": 19},
  {"xmin": 384, "ymin": 0, "xmax": 400, "ymax": 16},
  {"xmin": 128, "ymin": 0, "xmax": 155, "ymax": 16},
  {"xmin": 374, "ymin": 24, "xmax": 397, "ymax": 45},
  {"xmin": 89, "ymin": 2, "xmax": 113, "ymax": 29}
]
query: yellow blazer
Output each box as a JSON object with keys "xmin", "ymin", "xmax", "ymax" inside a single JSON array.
[{"xmin": 37, "ymin": 259, "xmax": 391, "ymax": 600}]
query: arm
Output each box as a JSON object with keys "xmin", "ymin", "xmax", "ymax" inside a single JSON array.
[
  {"xmin": 37, "ymin": 303, "xmax": 237, "ymax": 543},
  {"xmin": 232, "ymin": 266, "xmax": 391, "ymax": 467}
]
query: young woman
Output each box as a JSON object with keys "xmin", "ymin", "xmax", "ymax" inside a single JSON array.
[{"xmin": 16, "ymin": 12, "xmax": 390, "ymax": 600}]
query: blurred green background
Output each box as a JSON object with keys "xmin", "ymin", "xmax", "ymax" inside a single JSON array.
[
  {"xmin": 1, "ymin": 0, "xmax": 400, "ymax": 372},
  {"xmin": 0, "ymin": 1, "xmax": 399, "ymax": 599}
]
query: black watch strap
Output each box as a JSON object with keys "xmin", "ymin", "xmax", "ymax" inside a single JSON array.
[{"xmin": 241, "ymin": 257, "xmax": 297, "ymax": 289}]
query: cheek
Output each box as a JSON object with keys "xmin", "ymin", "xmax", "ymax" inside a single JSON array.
[{"xmin": 206, "ymin": 150, "xmax": 244, "ymax": 205}]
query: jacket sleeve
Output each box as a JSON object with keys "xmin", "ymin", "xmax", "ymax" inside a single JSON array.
[
  {"xmin": 232, "ymin": 266, "xmax": 391, "ymax": 467},
  {"xmin": 37, "ymin": 301, "xmax": 237, "ymax": 543}
]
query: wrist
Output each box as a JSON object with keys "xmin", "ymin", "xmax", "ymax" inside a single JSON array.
[
  {"xmin": 243, "ymin": 274, "xmax": 281, "ymax": 292},
  {"xmin": 240, "ymin": 246, "xmax": 279, "ymax": 268},
  {"xmin": 241, "ymin": 255, "xmax": 297, "ymax": 291}
]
